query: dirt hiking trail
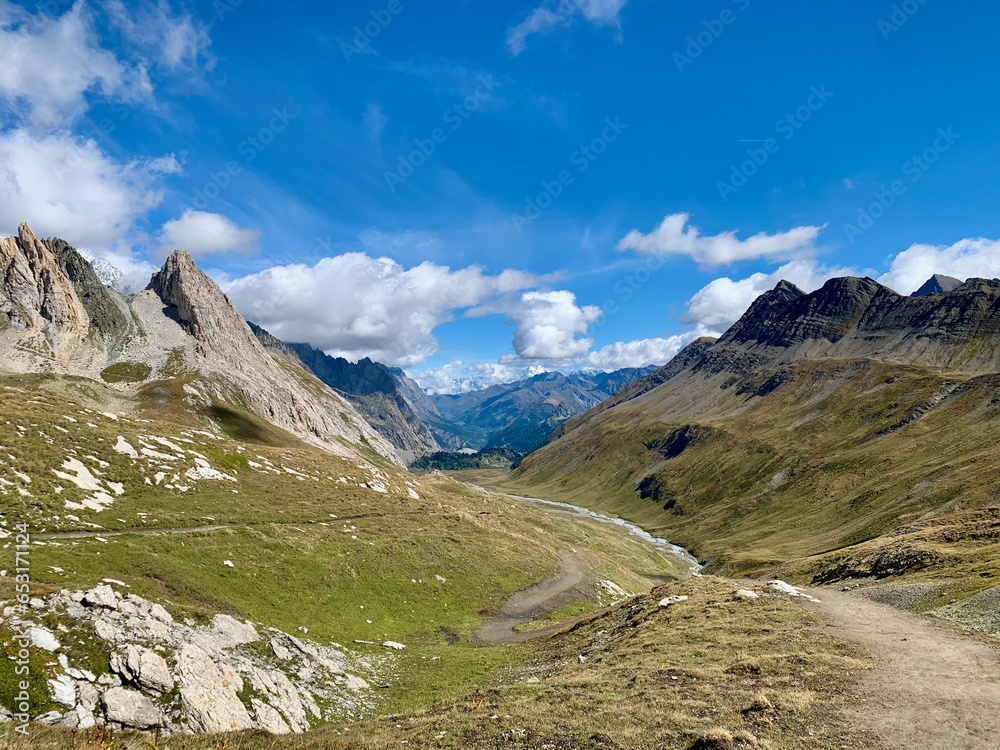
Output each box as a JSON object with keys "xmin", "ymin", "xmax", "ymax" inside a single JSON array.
[
  {"xmin": 802, "ymin": 587, "xmax": 1000, "ymax": 750},
  {"xmin": 472, "ymin": 549, "xmax": 593, "ymax": 645}
]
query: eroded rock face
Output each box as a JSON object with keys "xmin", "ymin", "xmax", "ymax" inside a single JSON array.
[
  {"xmin": 0, "ymin": 224, "xmax": 88, "ymax": 331},
  {"xmin": 0, "ymin": 224, "xmax": 95, "ymax": 372},
  {"xmin": 110, "ymin": 645, "xmax": 174, "ymax": 694}
]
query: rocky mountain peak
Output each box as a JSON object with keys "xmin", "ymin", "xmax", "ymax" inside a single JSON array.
[
  {"xmin": 722, "ymin": 276, "xmax": 884, "ymax": 349},
  {"xmin": 0, "ymin": 222, "xmax": 88, "ymax": 331},
  {"xmin": 147, "ymin": 251, "xmax": 260, "ymax": 355},
  {"xmin": 913, "ymin": 274, "xmax": 963, "ymax": 297}
]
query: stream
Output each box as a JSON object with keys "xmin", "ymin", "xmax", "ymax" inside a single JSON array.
[{"xmin": 472, "ymin": 486, "xmax": 703, "ymax": 576}]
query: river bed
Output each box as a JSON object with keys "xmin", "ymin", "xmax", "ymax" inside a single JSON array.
[{"xmin": 472, "ymin": 486, "xmax": 703, "ymax": 576}]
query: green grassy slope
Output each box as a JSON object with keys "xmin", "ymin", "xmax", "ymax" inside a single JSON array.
[
  {"xmin": 0, "ymin": 371, "xmax": 686, "ymax": 722},
  {"xmin": 499, "ymin": 358, "xmax": 1000, "ymax": 574}
]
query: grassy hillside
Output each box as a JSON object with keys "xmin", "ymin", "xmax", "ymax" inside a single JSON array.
[
  {"xmin": 499, "ymin": 358, "xmax": 1000, "ymax": 574},
  {"xmin": 6, "ymin": 577, "xmax": 873, "ymax": 750},
  {"xmin": 0, "ymin": 372, "xmax": 686, "ymax": 724}
]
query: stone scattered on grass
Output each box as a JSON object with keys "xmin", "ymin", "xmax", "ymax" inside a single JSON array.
[{"xmin": 658, "ymin": 595, "xmax": 689, "ymax": 608}]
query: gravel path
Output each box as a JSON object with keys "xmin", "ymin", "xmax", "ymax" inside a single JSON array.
[
  {"xmin": 802, "ymin": 587, "xmax": 1000, "ymax": 749},
  {"xmin": 472, "ymin": 549, "xmax": 594, "ymax": 645}
]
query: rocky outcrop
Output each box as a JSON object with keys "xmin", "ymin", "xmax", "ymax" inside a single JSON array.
[
  {"xmin": 0, "ymin": 224, "xmax": 88, "ymax": 332},
  {"xmin": 1, "ymin": 584, "xmax": 389, "ymax": 734},
  {"xmin": 249, "ymin": 322, "xmax": 440, "ymax": 461},
  {"xmin": 0, "ymin": 224, "xmax": 98, "ymax": 372},
  {"xmin": 101, "ymin": 687, "xmax": 164, "ymax": 729},
  {"xmin": 138, "ymin": 251, "xmax": 401, "ymax": 464}
]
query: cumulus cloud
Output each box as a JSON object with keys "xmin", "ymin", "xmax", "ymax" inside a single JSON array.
[
  {"xmin": 0, "ymin": 129, "xmax": 179, "ymax": 251},
  {"xmin": 507, "ymin": 0, "xmax": 627, "ymax": 55},
  {"xmin": 877, "ymin": 237, "xmax": 1000, "ymax": 295},
  {"xmin": 0, "ymin": 1, "xmax": 151, "ymax": 126},
  {"xmin": 475, "ymin": 289, "xmax": 603, "ymax": 361},
  {"xmin": 617, "ymin": 213, "xmax": 826, "ymax": 268},
  {"xmin": 582, "ymin": 327, "xmax": 719, "ymax": 370},
  {"xmin": 683, "ymin": 259, "xmax": 859, "ymax": 331},
  {"xmin": 225, "ymin": 256, "xmax": 542, "ymax": 367},
  {"xmin": 103, "ymin": 0, "xmax": 215, "ymax": 75},
  {"xmin": 158, "ymin": 210, "xmax": 261, "ymax": 259}
]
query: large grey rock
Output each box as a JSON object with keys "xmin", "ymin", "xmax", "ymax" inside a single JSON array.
[
  {"xmin": 48, "ymin": 674, "xmax": 76, "ymax": 707},
  {"xmin": 110, "ymin": 645, "xmax": 174, "ymax": 693},
  {"xmin": 211, "ymin": 614, "xmax": 260, "ymax": 645},
  {"xmin": 101, "ymin": 687, "xmax": 164, "ymax": 729},
  {"xmin": 175, "ymin": 643, "xmax": 253, "ymax": 734},
  {"xmin": 251, "ymin": 698, "xmax": 291, "ymax": 735},
  {"xmin": 93, "ymin": 618, "xmax": 120, "ymax": 642},
  {"xmin": 78, "ymin": 682, "xmax": 100, "ymax": 711},
  {"xmin": 83, "ymin": 585, "xmax": 118, "ymax": 609}
]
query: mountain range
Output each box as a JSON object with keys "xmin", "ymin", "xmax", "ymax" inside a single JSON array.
[
  {"xmin": 507, "ymin": 273, "xmax": 1000, "ymax": 571},
  {"xmin": 0, "ymin": 223, "xmax": 658, "ymax": 467}
]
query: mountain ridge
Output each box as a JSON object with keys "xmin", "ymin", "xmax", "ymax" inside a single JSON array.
[
  {"xmin": 248, "ymin": 323, "xmax": 440, "ymax": 461},
  {"xmin": 0, "ymin": 224, "xmax": 401, "ymax": 466},
  {"xmin": 505, "ymin": 272, "xmax": 1000, "ymax": 569}
]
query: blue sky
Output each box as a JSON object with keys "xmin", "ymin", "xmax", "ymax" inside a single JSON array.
[{"xmin": 2, "ymin": 0, "xmax": 1000, "ymax": 392}]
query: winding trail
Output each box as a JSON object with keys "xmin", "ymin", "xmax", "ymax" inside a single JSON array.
[
  {"xmin": 801, "ymin": 587, "xmax": 1000, "ymax": 750},
  {"xmin": 472, "ymin": 549, "xmax": 594, "ymax": 645}
]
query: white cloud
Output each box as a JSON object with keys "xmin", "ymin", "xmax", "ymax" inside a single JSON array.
[
  {"xmin": 583, "ymin": 327, "xmax": 718, "ymax": 370},
  {"xmin": 158, "ymin": 210, "xmax": 260, "ymax": 259},
  {"xmin": 507, "ymin": 0, "xmax": 627, "ymax": 55},
  {"xmin": 0, "ymin": 0, "xmax": 151, "ymax": 126},
  {"xmin": 683, "ymin": 259, "xmax": 858, "ymax": 330},
  {"xmin": 0, "ymin": 129, "xmax": 179, "ymax": 251},
  {"xmin": 617, "ymin": 213, "xmax": 826, "ymax": 268},
  {"xmin": 877, "ymin": 237, "xmax": 1000, "ymax": 295},
  {"xmin": 477, "ymin": 289, "xmax": 602, "ymax": 361},
  {"xmin": 225, "ymin": 256, "xmax": 541, "ymax": 367},
  {"xmin": 103, "ymin": 0, "xmax": 214, "ymax": 75}
]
